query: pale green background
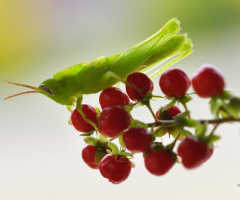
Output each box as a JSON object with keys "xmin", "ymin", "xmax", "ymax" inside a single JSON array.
[{"xmin": 1, "ymin": 0, "xmax": 240, "ymax": 199}]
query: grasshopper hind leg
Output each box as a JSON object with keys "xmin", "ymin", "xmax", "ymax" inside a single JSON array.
[
  {"xmin": 97, "ymin": 71, "xmax": 127, "ymax": 91},
  {"xmin": 141, "ymin": 37, "xmax": 193, "ymax": 79}
]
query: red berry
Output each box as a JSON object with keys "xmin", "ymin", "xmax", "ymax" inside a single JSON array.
[
  {"xmin": 82, "ymin": 144, "xmax": 106, "ymax": 169},
  {"xmin": 99, "ymin": 154, "xmax": 132, "ymax": 184},
  {"xmin": 156, "ymin": 105, "xmax": 181, "ymax": 120},
  {"xmin": 159, "ymin": 68, "xmax": 191, "ymax": 98},
  {"xmin": 98, "ymin": 106, "xmax": 130, "ymax": 137},
  {"xmin": 71, "ymin": 104, "xmax": 98, "ymax": 133},
  {"xmin": 144, "ymin": 145, "xmax": 176, "ymax": 176},
  {"xmin": 126, "ymin": 72, "xmax": 154, "ymax": 101},
  {"xmin": 99, "ymin": 87, "xmax": 130, "ymax": 109},
  {"xmin": 192, "ymin": 65, "xmax": 225, "ymax": 98},
  {"xmin": 203, "ymin": 147, "xmax": 214, "ymax": 162},
  {"xmin": 123, "ymin": 127, "xmax": 152, "ymax": 153},
  {"xmin": 177, "ymin": 136, "xmax": 212, "ymax": 169}
]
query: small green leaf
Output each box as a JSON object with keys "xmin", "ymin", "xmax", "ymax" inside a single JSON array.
[
  {"xmin": 129, "ymin": 119, "xmax": 137, "ymax": 128},
  {"xmin": 195, "ymin": 123, "xmax": 208, "ymax": 138},
  {"xmin": 154, "ymin": 127, "xmax": 168, "ymax": 137},
  {"xmin": 218, "ymin": 90, "xmax": 232, "ymax": 100},
  {"xmin": 170, "ymin": 128, "xmax": 181, "ymax": 139},
  {"xmin": 226, "ymin": 97, "xmax": 240, "ymax": 118},
  {"xmin": 177, "ymin": 95, "xmax": 192, "ymax": 104},
  {"xmin": 229, "ymin": 97, "xmax": 240, "ymax": 110},
  {"xmin": 184, "ymin": 118, "xmax": 200, "ymax": 127},
  {"xmin": 129, "ymin": 120, "xmax": 148, "ymax": 129},
  {"xmin": 107, "ymin": 141, "xmax": 120, "ymax": 155},
  {"xmin": 106, "ymin": 149, "xmax": 112, "ymax": 154},
  {"xmin": 151, "ymin": 95, "xmax": 164, "ymax": 99},
  {"xmin": 205, "ymin": 134, "xmax": 221, "ymax": 144},
  {"xmin": 209, "ymin": 97, "xmax": 221, "ymax": 117},
  {"xmin": 124, "ymin": 102, "xmax": 137, "ymax": 113},
  {"xmin": 173, "ymin": 112, "xmax": 188, "ymax": 128},
  {"xmin": 175, "ymin": 111, "xmax": 189, "ymax": 118},
  {"xmin": 79, "ymin": 131, "xmax": 94, "ymax": 137},
  {"xmin": 178, "ymin": 128, "xmax": 192, "ymax": 137},
  {"xmin": 94, "ymin": 149, "xmax": 106, "ymax": 164},
  {"xmin": 225, "ymin": 104, "xmax": 239, "ymax": 119},
  {"xmin": 99, "ymin": 134, "xmax": 108, "ymax": 141},
  {"xmin": 218, "ymin": 105, "xmax": 230, "ymax": 118},
  {"xmin": 143, "ymin": 91, "xmax": 153, "ymax": 101},
  {"xmin": 84, "ymin": 137, "xmax": 98, "ymax": 146},
  {"xmin": 136, "ymin": 121, "xmax": 149, "ymax": 129},
  {"xmin": 174, "ymin": 112, "xmax": 198, "ymax": 128},
  {"xmin": 97, "ymin": 140, "xmax": 108, "ymax": 149},
  {"xmin": 120, "ymin": 151, "xmax": 133, "ymax": 158}
]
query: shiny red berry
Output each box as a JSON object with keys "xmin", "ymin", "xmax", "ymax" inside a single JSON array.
[
  {"xmin": 98, "ymin": 106, "xmax": 130, "ymax": 137},
  {"xmin": 144, "ymin": 145, "xmax": 176, "ymax": 176},
  {"xmin": 71, "ymin": 104, "xmax": 98, "ymax": 133},
  {"xmin": 99, "ymin": 154, "xmax": 132, "ymax": 184},
  {"xmin": 99, "ymin": 87, "xmax": 130, "ymax": 109},
  {"xmin": 192, "ymin": 65, "xmax": 225, "ymax": 98},
  {"xmin": 156, "ymin": 105, "xmax": 181, "ymax": 120},
  {"xmin": 159, "ymin": 68, "xmax": 191, "ymax": 98},
  {"xmin": 126, "ymin": 72, "xmax": 154, "ymax": 101},
  {"xmin": 82, "ymin": 144, "xmax": 106, "ymax": 169},
  {"xmin": 123, "ymin": 127, "xmax": 153, "ymax": 153},
  {"xmin": 177, "ymin": 136, "xmax": 212, "ymax": 169}
]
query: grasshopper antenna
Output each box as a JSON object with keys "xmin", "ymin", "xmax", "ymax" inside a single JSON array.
[{"xmin": 4, "ymin": 81, "xmax": 39, "ymax": 100}]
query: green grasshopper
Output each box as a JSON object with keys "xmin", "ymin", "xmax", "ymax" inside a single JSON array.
[{"xmin": 5, "ymin": 18, "xmax": 193, "ymax": 119}]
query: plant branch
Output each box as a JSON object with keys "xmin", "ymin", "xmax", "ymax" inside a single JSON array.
[{"xmin": 147, "ymin": 117, "xmax": 240, "ymax": 128}]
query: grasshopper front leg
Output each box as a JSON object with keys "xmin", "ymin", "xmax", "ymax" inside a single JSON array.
[
  {"xmin": 75, "ymin": 95, "xmax": 98, "ymax": 132},
  {"xmin": 67, "ymin": 105, "xmax": 74, "ymax": 125}
]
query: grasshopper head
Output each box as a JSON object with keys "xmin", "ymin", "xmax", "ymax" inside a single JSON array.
[{"xmin": 38, "ymin": 78, "xmax": 76, "ymax": 105}]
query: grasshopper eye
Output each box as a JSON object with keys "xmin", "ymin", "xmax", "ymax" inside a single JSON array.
[{"xmin": 40, "ymin": 84, "xmax": 54, "ymax": 96}]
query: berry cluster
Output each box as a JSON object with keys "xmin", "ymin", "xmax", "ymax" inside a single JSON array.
[{"xmin": 70, "ymin": 64, "xmax": 240, "ymax": 184}]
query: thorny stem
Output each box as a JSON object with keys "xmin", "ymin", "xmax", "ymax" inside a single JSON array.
[{"xmin": 147, "ymin": 117, "xmax": 240, "ymax": 128}]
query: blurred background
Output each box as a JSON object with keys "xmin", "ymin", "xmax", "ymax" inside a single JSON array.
[{"xmin": 1, "ymin": 0, "xmax": 240, "ymax": 199}]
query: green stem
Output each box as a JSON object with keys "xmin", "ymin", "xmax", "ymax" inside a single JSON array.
[
  {"xmin": 144, "ymin": 100, "xmax": 158, "ymax": 122},
  {"xmin": 167, "ymin": 133, "xmax": 180, "ymax": 150},
  {"xmin": 147, "ymin": 117, "xmax": 240, "ymax": 128},
  {"xmin": 181, "ymin": 102, "xmax": 191, "ymax": 118},
  {"xmin": 209, "ymin": 124, "xmax": 219, "ymax": 136}
]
